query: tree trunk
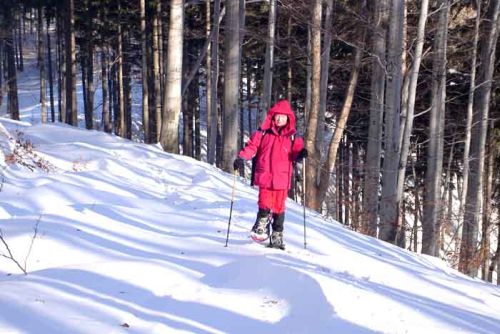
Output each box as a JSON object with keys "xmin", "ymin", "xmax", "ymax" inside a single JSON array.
[
  {"xmin": 317, "ymin": 0, "xmax": 333, "ymax": 155},
  {"xmin": 123, "ymin": 30, "xmax": 132, "ymax": 139},
  {"xmin": 38, "ymin": 5, "xmax": 47, "ymax": 123},
  {"xmin": 304, "ymin": 26, "xmax": 312, "ymax": 131},
  {"xmin": 160, "ymin": 0, "xmax": 184, "ymax": 153},
  {"xmin": 221, "ymin": 0, "xmax": 241, "ymax": 172},
  {"xmin": 140, "ymin": 0, "xmax": 150, "ymax": 143},
  {"xmin": 115, "ymin": 2, "xmax": 125, "ymax": 137},
  {"xmin": 362, "ymin": 0, "xmax": 388, "ymax": 236},
  {"xmin": 459, "ymin": 0, "xmax": 499, "ymax": 276},
  {"xmin": 260, "ymin": 0, "xmax": 276, "ymax": 123},
  {"xmin": 397, "ymin": 0, "xmax": 429, "ymax": 237},
  {"xmin": 287, "ymin": 16, "xmax": 293, "ymax": 103},
  {"xmin": 57, "ymin": 7, "xmax": 66, "ymax": 123},
  {"xmin": 481, "ymin": 121, "xmax": 494, "ymax": 281},
  {"xmin": 101, "ymin": 46, "xmax": 111, "ymax": 133},
  {"xmin": 153, "ymin": 0, "xmax": 162, "ymax": 142},
  {"xmin": 6, "ymin": 26, "xmax": 19, "ymax": 120},
  {"xmin": 460, "ymin": 0, "xmax": 481, "ymax": 225},
  {"xmin": 65, "ymin": 0, "xmax": 77, "ymax": 126},
  {"xmin": 422, "ymin": 0, "xmax": 448, "ymax": 257},
  {"xmin": 304, "ymin": 0, "xmax": 322, "ymax": 210},
  {"xmin": 194, "ymin": 73, "xmax": 201, "ymax": 160},
  {"xmin": 85, "ymin": 3, "xmax": 95, "ymax": 130},
  {"xmin": 207, "ymin": 0, "xmax": 221, "ymax": 165},
  {"xmin": 46, "ymin": 16, "xmax": 55, "ymax": 122},
  {"xmin": 17, "ymin": 12, "xmax": 23, "ymax": 72},
  {"xmin": 0, "ymin": 41, "xmax": 3, "ymax": 108},
  {"xmin": 379, "ymin": 0, "xmax": 404, "ymax": 245}
]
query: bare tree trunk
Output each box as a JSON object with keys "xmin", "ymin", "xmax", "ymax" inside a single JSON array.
[
  {"xmin": 422, "ymin": 0, "xmax": 448, "ymax": 257},
  {"xmin": 304, "ymin": 26, "xmax": 312, "ymax": 131},
  {"xmin": 260, "ymin": 0, "xmax": 276, "ymax": 122},
  {"xmin": 397, "ymin": 0, "xmax": 429, "ymax": 231},
  {"xmin": 17, "ymin": 12, "xmax": 23, "ymax": 72},
  {"xmin": 83, "ymin": 1, "xmax": 95, "ymax": 130},
  {"xmin": 206, "ymin": 0, "xmax": 213, "ymax": 158},
  {"xmin": 65, "ymin": 0, "xmax": 77, "ymax": 126},
  {"xmin": 38, "ymin": 5, "xmax": 47, "ymax": 123},
  {"xmin": 411, "ymin": 154, "xmax": 420, "ymax": 253},
  {"xmin": 221, "ymin": 0, "xmax": 241, "ymax": 172},
  {"xmin": 0, "ymin": 41, "xmax": 3, "ymax": 108},
  {"xmin": 46, "ymin": 16, "xmax": 55, "ymax": 122},
  {"xmin": 57, "ymin": 7, "xmax": 66, "ymax": 123},
  {"xmin": 362, "ymin": 0, "xmax": 388, "ymax": 236},
  {"xmin": 304, "ymin": 0, "xmax": 322, "ymax": 210},
  {"xmin": 344, "ymin": 140, "xmax": 351, "ymax": 226},
  {"xmin": 481, "ymin": 121, "xmax": 494, "ymax": 281},
  {"xmin": 194, "ymin": 74, "xmax": 201, "ymax": 160},
  {"xmin": 488, "ymin": 218, "xmax": 500, "ymax": 284},
  {"xmin": 140, "ymin": 0, "xmax": 150, "ymax": 143},
  {"xmin": 207, "ymin": 0, "xmax": 221, "ymax": 165},
  {"xmin": 459, "ymin": 0, "xmax": 499, "ymax": 276},
  {"xmin": 153, "ymin": 0, "xmax": 162, "ymax": 142},
  {"xmin": 116, "ymin": 4, "xmax": 125, "ymax": 138},
  {"xmin": 101, "ymin": 46, "xmax": 111, "ymax": 133},
  {"xmin": 160, "ymin": 0, "xmax": 184, "ymax": 153},
  {"xmin": 246, "ymin": 60, "xmax": 253, "ymax": 134},
  {"xmin": 460, "ymin": 0, "xmax": 481, "ymax": 223},
  {"xmin": 317, "ymin": 0, "xmax": 333, "ymax": 154},
  {"xmin": 123, "ymin": 30, "xmax": 132, "ymax": 139},
  {"xmin": 287, "ymin": 16, "xmax": 293, "ymax": 104},
  {"xmin": 379, "ymin": 0, "xmax": 404, "ymax": 245},
  {"xmin": 6, "ymin": 26, "xmax": 19, "ymax": 120}
]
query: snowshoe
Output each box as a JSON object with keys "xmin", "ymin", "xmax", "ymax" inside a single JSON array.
[
  {"xmin": 268, "ymin": 231, "xmax": 285, "ymax": 250},
  {"xmin": 250, "ymin": 216, "xmax": 271, "ymax": 243}
]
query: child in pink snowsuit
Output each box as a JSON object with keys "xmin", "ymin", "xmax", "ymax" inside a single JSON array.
[{"xmin": 234, "ymin": 100, "xmax": 307, "ymax": 248}]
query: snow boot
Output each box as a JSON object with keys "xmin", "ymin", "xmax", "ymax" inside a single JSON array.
[
  {"xmin": 250, "ymin": 209, "xmax": 271, "ymax": 242},
  {"xmin": 269, "ymin": 231, "xmax": 285, "ymax": 250}
]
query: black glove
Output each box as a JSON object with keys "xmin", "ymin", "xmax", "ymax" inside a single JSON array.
[
  {"xmin": 296, "ymin": 148, "xmax": 308, "ymax": 161},
  {"xmin": 233, "ymin": 158, "xmax": 244, "ymax": 171}
]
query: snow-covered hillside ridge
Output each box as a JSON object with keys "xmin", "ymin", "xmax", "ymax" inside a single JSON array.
[{"xmin": 0, "ymin": 118, "xmax": 499, "ymax": 334}]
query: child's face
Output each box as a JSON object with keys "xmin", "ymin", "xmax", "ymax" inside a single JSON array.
[{"xmin": 274, "ymin": 114, "xmax": 288, "ymax": 127}]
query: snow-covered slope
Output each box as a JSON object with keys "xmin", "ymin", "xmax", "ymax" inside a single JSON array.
[{"xmin": 0, "ymin": 119, "xmax": 499, "ymax": 334}]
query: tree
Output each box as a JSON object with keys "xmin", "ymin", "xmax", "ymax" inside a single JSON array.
[
  {"xmin": 422, "ymin": 0, "xmax": 449, "ymax": 257},
  {"xmin": 260, "ymin": 0, "xmax": 276, "ymax": 123},
  {"xmin": 460, "ymin": 0, "xmax": 500, "ymax": 276},
  {"xmin": 206, "ymin": 0, "xmax": 221, "ymax": 165},
  {"xmin": 65, "ymin": 0, "xmax": 77, "ymax": 126},
  {"xmin": 160, "ymin": 0, "xmax": 184, "ymax": 153},
  {"xmin": 397, "ymin": 0, "xmax": 430, "ymax": 243},
  {"xmin": 362, "ymin": 0, "xmax": 388, "ymax": 236},
  {"xmin": 38, "ymin": 5, "xmax": 47, "ymax": 123},
  {"xmin": 140, "ymin": 0, "xmax": 150, "ymax": 143},
  {"xmin": 379, "ymin": 0, "xmax": 404, "ymax": 245},
  {"xmin": 152, "ymin": 0, "xmax": 162, "ymax": 142},
  {"xmin": 304, "ymin": 0, "xmax": 322, "ymax": 210},
  {"xmin": 221, "ymin": 0, "xmax": 241, "ymax": 172}
]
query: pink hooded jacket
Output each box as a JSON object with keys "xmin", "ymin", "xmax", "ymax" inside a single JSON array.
[{"xmin": 238, "ymin": 100, "xmax": 304, "ymax": 190}]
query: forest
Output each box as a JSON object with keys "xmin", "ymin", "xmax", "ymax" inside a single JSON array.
[{"xmin": 0, "ymin": 0, "xmax": 499, "ymax": 284}]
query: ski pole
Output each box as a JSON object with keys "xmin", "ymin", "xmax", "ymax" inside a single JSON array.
[
  {"xmin": 302, "ymin": 159, "xmax": 307, "ymax": 249},
  {"xmin": 225, "ymin": 170, "xmax": 238, "ymax": 247}
]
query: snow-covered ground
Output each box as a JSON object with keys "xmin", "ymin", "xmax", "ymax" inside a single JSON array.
[
  {"xmin": 1, "ymin": 33, "xmax": 499, "ymax": 334},
  {"xmin": 1, "ymin": 118, "xmax": 499, "ymax": 334}
]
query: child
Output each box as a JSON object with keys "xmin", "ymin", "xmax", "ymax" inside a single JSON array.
[{"xmin": 234, "ymin": 100, "xmax": 307, "ymax": 249}]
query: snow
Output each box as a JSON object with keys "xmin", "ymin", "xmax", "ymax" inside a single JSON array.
[
  {"xmin": 1, "ymin": 34, "xmax": 499, "ymax": 334},
  {"xmin": 0, "ymin": 119, "xmax": 499, "ymax": 334}
]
